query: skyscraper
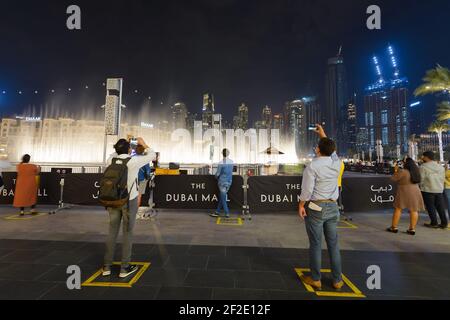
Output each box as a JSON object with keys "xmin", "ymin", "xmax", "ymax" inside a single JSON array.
[
  {"xmin": 325, "ymin": 47, "xmax": 348, "ymax": 145},
  {"xmin": 272, "ymin": 113, "xmax": 284, "ymax": 131},
  {"xmin": 284, "ymin": 97, "xmax": 320, "ymax": 158},
  {"xmin": 186, "ymin": 112, "xmax": 198, "ymax": 133},
  {"xmin": 232, "ymin": 115, "xmax": 240, "ymax": 130},
  {"xmin": 212, "ymin": 114, "xmax": 222, "ymax": 131},
  {"xmin": 262, "ymin": 105, "xmax": 272, "ymax": 129},
  {"xmin": 171, "ymin": 102, "xmax": 188, "ymax": 129},
  {"xmin": 356, "ymin": 127, "xmax": 369, "ymax": 155},
  {"xmin": 237, "ymin": 103, "xmax": 249, "ymax": 130},
  {"xmin": 345, "ymin": 94, "xmax": 358, "ymax": 155},
  {"xmin": 409, "ymin": 102, "xmax": 427, "ymax": 135},
  {"xmin": 202, "ymin": 93, "xmax": 215, "ymax": 130},
  {"xmin": 364, "ymin": 45, "xmax": 410, "ymax": 157}
]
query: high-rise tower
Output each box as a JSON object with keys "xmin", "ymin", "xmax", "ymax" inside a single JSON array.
[
  {"xmin": 202, "ymin": 93, "xmax": 215, "ymax": 130},
  {"xmin": 325, "ymin": 47, "xmax": 348, "ymax": 147},
  {"xmin": 364, "ymin": 45, "xmax": 409, "ymax": 158}
]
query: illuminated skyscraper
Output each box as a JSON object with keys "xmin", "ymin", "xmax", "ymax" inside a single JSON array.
[
  {"xmin": 171, "ymin": 102, "xmax": 188, "ymax": 129},
  {"xmin": 202, "ymin": 93, "xmax": 215, "ymax": 130},
  {"xmin": 344, "ymin": 94, "xmax": 358, "ymax": 155},
  {"xmin": 285, "ymin": 97, "xmax": 320, "ymax": 158},
  {"xmin": 262, "ymin": 105, "xmax": 272, "ymax": 129},
  {"xmin": 232, "ymin": 115, "xmax": 240, "ymax": 130},
  {"xmin": 272, "ymin": 113, "xmax": 284, "ymax": 131},
  {"xmin": 212, "ymin": 114, "xmax": 222, "ymax": 131},
  {"xmin": 325, "ymin": 48, "xmax": 348, "ymax": 144},
  {"xmin": 186, "ymin": 112, "xmax": 198, "ymax": 133},
  {"xmin": 364, "ymin": 45, "xmax": 410, "ymax": 157},
  {"xmin": 356, "ymin": 127, "xmax": 369, "ymax": 154},
  {"xmin": 237, "ymin": 103, "xmax": 249, "ymax": 130}
]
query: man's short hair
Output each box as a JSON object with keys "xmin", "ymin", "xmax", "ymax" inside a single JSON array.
[
  {"xmin": 423, "ymin": 151, "xmax": 435, "ymax": 161},
  {"xmin": 114, "ymin": 139, "xmax": 130, "ymax": 155},
  {"xmin": 222, "ymin": 148, "xmax": 230, "ymax": 158},
  {"xmin": 318, "ymin": 138, "xmax": 336, "ymax": 157}
]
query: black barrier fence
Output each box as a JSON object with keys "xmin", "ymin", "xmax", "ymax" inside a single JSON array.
[
  {"xmin": 0, "ymin": 172, "xmax": 60, "ymax": 205},
  {"xmin": 148, "ymin": 175, "xmax": 244, "ymax": 210},
  {"xmin": 246, "ymin": 176, "xmax": 396, "ymax": 213},
  {"xmin": 0, "ymin": 173, "xmax": 396, "ymax": 213}
]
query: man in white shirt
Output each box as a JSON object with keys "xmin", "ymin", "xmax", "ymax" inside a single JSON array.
[
  {"xmin": 102, "ymin": 137, "xmax": 156, "ymax": 278},
  {"xmin": 298, "ymin": 125, "xmax": 343, "ymax": 290}
]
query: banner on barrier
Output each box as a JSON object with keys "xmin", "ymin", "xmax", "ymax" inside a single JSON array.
[
  {"xmin": 247, "ymin": 176, "xmax": 396, "ymax": 213},
  {"xmin": 0, "ymin": 172, "xmax": 60, "ymax": 205},
  {"xmin": 0, "ymin": 172, "xmax": 396, "ymax": 213},
  {"xmin": 341, "ymin": 177, "xmax": 396, "ymax": 212},
  {"xmin": 247, "ymin": 176, "xmax": 303, "ymax": 213},
  {"xmin": 152, "ymin": 175, "xmax": 244, "ymax": 210},
  {"xmin": 64, "ymin": 174, "xmax": 103, "ymax": 206}
]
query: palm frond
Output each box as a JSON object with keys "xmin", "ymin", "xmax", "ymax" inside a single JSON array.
[
  {"xmin": 428, "ymin": 121, "xmax": 450, "ymax": 133},
  {"xmin": 414, "ymin": 65, "xmax": 450, "ymax": 96},
  {"xmin": 436, "ymin": 101, "xmax": 450, "ymax": 121}
]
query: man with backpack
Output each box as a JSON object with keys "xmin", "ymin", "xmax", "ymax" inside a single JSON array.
[{"xmin": 99, "ymin": 137, "xmax": 155, "ymax": 278}]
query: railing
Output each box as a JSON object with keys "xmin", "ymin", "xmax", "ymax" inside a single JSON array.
[{"xmin": 2, "ymin": 162, "xmax": 304, "ymax": 176}]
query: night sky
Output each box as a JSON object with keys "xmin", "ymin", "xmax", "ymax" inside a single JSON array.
[{"xmin": 0, "ymin": 0, "xmax": 449, "ymax": 125}]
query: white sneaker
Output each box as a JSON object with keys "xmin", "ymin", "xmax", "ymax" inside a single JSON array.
[
  {"xmin": 119, "ymin": 265, "xmax": 139, "ymax": 278},
  {"xmin": 102, "ymin": 267, "xmax": 111, "ymax": 277}
]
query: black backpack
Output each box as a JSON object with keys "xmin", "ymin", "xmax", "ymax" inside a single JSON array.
[{"xmin": 99, "ymin": 157, "xmax": 133, "ymax": 208}]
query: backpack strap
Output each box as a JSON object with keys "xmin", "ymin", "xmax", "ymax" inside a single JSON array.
[{"xmin": 112, "ymin": 157, "xmax": 132, "ymax": 165}]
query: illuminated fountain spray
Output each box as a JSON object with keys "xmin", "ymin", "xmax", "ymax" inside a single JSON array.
[{"xmin": 2, "ymin": 79, "xmax": 300, "ymax": 164}]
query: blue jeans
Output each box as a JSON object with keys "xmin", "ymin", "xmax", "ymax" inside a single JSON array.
[
  {"xmin": 305, "ymin": 202, "xmax": 342, "ymax": 283},
  {"xmin": 217, "ymin": 183, "xmax": 231, "ymax": 215},
  {"xmin": 445, "ymin": 189, "xmax": 450, "ymax": 221}
]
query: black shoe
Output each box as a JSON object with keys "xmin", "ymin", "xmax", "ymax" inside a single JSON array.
[
  {"xmin": 386, "ymin": 227, "xmax": 399, "ymax": 233},
  {"xmin": 209, "ymin": 212, "xmax": 219, "ymax": 218},
  {"xmin": 406, "ymin": 229, "xmax": 416, "ymax": 236},
  {"xmin": 439, "ymin": 224, "xmax": 448, "ymax": 229},
  {"xmin": 19, "ymin": 211, "xmax": 25, "ymax": 216},
  {"xmin": 119, "ymin": 265, "xmax": 139, "ymax": 278},
  {"xmin": 31, "ymin": 211, "xmax": 38, "ymax": 216},
  {"xmin": 424, "ymin": 223, "xmax": 440, "ymax": 229}
]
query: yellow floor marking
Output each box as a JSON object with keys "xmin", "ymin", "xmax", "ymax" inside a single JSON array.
[
  {"xmin": 295, "ymin": 268, "xmax": 366, "ymax": 298},
  {"xmin": 216, "ymin": 217, "xmax": 243, "ymax": 226},
  {"xmin": 4, "ymin": 212, "xmax": 46, "ymax": 220},
  {"xmin": 82, "ymin": 262, "xmax": 151, "ymax": 288},
  {"xmin": 337, "ymin": 220, "xmax": 358, "ymax": 229}
]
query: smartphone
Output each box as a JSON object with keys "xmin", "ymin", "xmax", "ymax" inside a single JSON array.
[
  {"xmin": 130, "ymin": 138, "xmax": 138, "ymax": 150},
  {"xmin": 308, "ymin": 125, "xmax": 317, "ymax": 131}
]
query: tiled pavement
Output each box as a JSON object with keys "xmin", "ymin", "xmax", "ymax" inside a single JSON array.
[
  {"xmin": 0, "ymin": 239, "xmax": 449, "ymax": 300},
  {"xmin": 0, "ymin": 206, "xmax": 449, "ymax": 300}
]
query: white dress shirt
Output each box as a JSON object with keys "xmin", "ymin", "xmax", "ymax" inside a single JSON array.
[{"xmin": 107, "ymin": 150, "xmax": 156, "ymax": 201}]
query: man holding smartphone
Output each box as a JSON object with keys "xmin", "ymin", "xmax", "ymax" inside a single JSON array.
[
  {"xmin": 102, "ymin": 137, "xmax": 156, "ymax": 278},
  {"xmin": 298, "ymin": 124, "xmax": 343, "ymax": 290}
]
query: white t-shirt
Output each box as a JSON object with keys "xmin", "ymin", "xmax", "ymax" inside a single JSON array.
[{"xmin": 107, "ymin": 151, "xmax": 156, "ymax": 200}]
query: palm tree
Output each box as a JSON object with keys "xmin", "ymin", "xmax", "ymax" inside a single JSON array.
[
  {"xmin": 428, "ymin": 121, "xmax": 450, "ymax": 162},
  {"xmin": 415, "ymin": 65, "xmax": 450, "ymax": 96},
  {"xmin": 436, "ymin": 101, "xmax": 450, "ymax": 121}
]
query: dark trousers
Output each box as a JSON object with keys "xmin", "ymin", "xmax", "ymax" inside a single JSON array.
[{"xmin": 422, "ymin": 192, "xmax": 448, "ymax": 226}]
